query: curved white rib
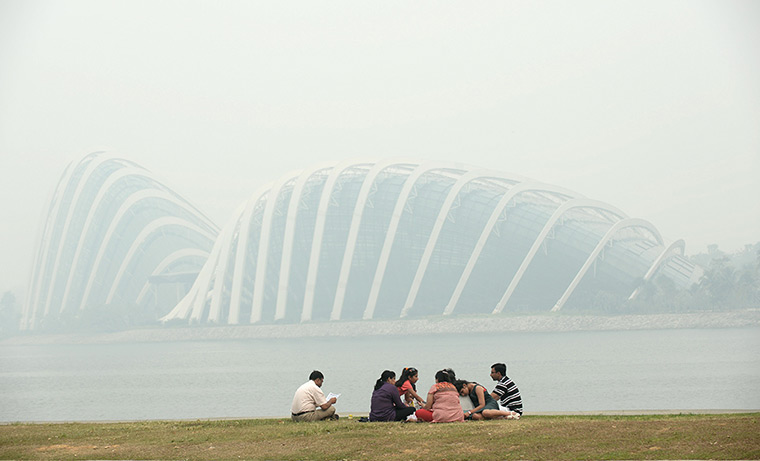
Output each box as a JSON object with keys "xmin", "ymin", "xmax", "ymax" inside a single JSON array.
[
  {"xmin": 28, "ymin": 153, "xmax": 103, "ymax": 321},
  {"xmin": 362, "ymin": 162, "xmax": 451, "ymax": 320},
  {"xmin": 443, "ymin": 182, "xmax": 575, "ymax": 315},
  {"xmin": 399, "ymin": 171, "xmax": 542, "ymax": 317},
  {"xmin": 182, "ymin": 204, "xmax": 243, "ymax": 323},
  {"xmin": 302, "ymin": 160, "xmax": 373, "ymax": 322},
  {"xmin": 627, "ymin": 239, "xmax": 685, "ymax": 301},
  {"xmin": 135, "ymin": 248, "xmax": 209, "ymax": 304},
  {"xmin": 60, "ymin": 178, "xmax": 203, "ymax": 314},
  {"xmin": 59, "ymin": 167, "xmax": 151, "ymax": 314},
  {"xmin": 399, "ymin": 170, "xmax": 494, "ymax": 317},
  {"xmin": 23, "ymin": 156, "xmax": 81, "ymax": 329},
  {"xmin": 492, "ymin": 199, "xmax": 628, "ymax": 314},
  {"xmin": 275, "ymin": 163, "xmax": 337, "ymax": 321},
  {"xmin": 42, "ymin": 155, "xmax": 118, "ymax": 316},
  {"xmin": 105, "ymin": 217, "xmax": 215, "ymax": 304},
  {"xmin": 330, "ymin": 159, "xmax": 409, "ymax": 321},
  {"xmin": 79, "ymin": 187, "xmax": 216, "ymax": 311},
  {"xmin": 551, "ymin": 218, "xmax": 663, "ymax": 312},
  {"xmin": 250, "ymin": 171, "xmax": 302, "ymax": 324},
  {"xmin": 201, "ymin": 210, "xmax": 243, "ymax": 323},
  {"xmin": 227, "ymin": 182, "xmax": 273, "ymax": 323}
]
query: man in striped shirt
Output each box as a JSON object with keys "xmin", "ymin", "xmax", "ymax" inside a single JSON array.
[{"xmin": 489, "ymin": 362, "xmax": 523, "ymax": 415}]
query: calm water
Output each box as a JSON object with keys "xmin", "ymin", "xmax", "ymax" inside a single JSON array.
[{"xmin": 1, "ymin": 328, "xmax": 759, "ymax": 422}]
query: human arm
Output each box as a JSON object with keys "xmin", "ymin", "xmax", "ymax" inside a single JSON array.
[
  {"xmin": 389, "ymin": 385, "xmax": 408, "ymax": 409},
  {"xmin": 491, "ymin": 379, "xmax": 507, "ymax": 404},
  {"xmin": 422, "ymin": 392, "xmax": 435, "ymax": 411},
  {"xmin": 408, "ymin": 387, "xmax": 426, "ymax": 405},
  {"xmin": 465, "ymin": 386, "xmax": 486, "ymax": 418},
  {"xmin": 310, "ymin": 384, "xmax": 335, "ymax": 411},
  {"xmin": 319, "ymin": 396, "xmax": 337, "ymax": 410}
]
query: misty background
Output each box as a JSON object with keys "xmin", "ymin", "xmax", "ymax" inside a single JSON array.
[
  {"xmin": 1, "ymin": 0, "xmax": 759, "ymax": 302},
  {"xmin": 1, "ymin": 1, "xmax": 759, "ymax": 421}
]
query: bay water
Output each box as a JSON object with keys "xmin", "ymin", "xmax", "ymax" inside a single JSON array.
[{"xmin": 1, "ymin": 327, "xmax": 758, "ymax": 422}]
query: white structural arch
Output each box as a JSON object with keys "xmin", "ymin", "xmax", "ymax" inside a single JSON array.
[
  {"xmin": 492, "ymin": 199, "xmax": 628, "ymax": 314},
  {"xmin": 362, "ymin": 162, "xmax": 459, "ymax": 320},
  {"xmin": 59, "ymin": 168, "xmax": 166, "ymax": 314},
  {"xmin": 181, "ymin": 204, "xmax": 243, "ymax": 323},
  {"xmin": 24, "ymin": 157, "xmax": 83, "ymax": 330},
  {"xmin": 80, "ymin": 194, "xmax": 215, "ymax": 311},
  {"xmin": 274, "ymin": 162, "xmax": 336, "ymax": 321},
  {"xmin": 400, "ymin": 170, "xmax": 523, "ymax": 318},
  {"xmin": 23, "ymin": 152, "xmax": 217, "ymax": 331},
  {"xmin": 105, "ymin": 216, "xmax": 216, "ymax": 304},
  {"xmin": 41, "ymin": 155, "xmax": 117, "ymax": 317},
  {"xmin": 27, "ymin": 153, "xmax": 109, "ymax": 321},
  {"xmin": 302, "ymin": 160, "xmax": 375, "ymax": 322},
  {"xmin": 64, "ymin": 187, "xmax": 214, "ymax": 313},
  {"xmin": 155, "ymin": 159, "xmax": 699, "ymax": 325},
  {"xmin": 627, "ymin": 239, "xmax": 686, "ymax": 301},
  {"xmin": 251, "ymin": 171, "xmax": 303, "ymax": 323},
  {"xmin": 443, "ymin": 182, "xmax": 577, "ymax": 316},
  {"xmin": 330, "ymin": 159, "xmax": 413, "ymax": 321},
  {"xmin": 551, "ymin": 218, "xmax": 664, "ymax": 312},
  {"xmin": 227, "ymin": 182, "xmax": 273, "ymax": 323}
]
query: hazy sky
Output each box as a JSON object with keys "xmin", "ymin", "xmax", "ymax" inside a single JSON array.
[{"xmin": 1, "ymin": 0, "xmax": 758, "ymax": 296}]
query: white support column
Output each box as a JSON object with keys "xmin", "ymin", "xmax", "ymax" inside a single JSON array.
[
  {"xmin": 330, "ymin": 159, "xmax": 409, "ymax": 321},
  {"xmin": 301, "ymin": 160, "xmax": 372, "ymax": 323},
  {"xmin": 80, "ymin": 199, "xmax": 216, "ymax": 312},
  {"xmin": 187, "ymin": 207, "xmax": 242, "ymax": 323},
  {"xmin": 492, "ymin": 199, "xmax": 627, "ymax": 314},
  {"xmin": 250, "ymin": 171, "xmax": 302, "ymax": 324},
  {"xmin": 628, "ymin": 239, "xmax": 685, "ymax": 300},
  {"xmin": 443, "ymin": 182, "xmax": 556, "ymax": 315},
  {"xmin": 274, "ymin": 163, "xmax": 336, "ymax": 321},
  {"xmin": 227, "ymin": 183, "xmax": 272, "ymax": 323},
  {"xmin": 399, "ymin": 170, "xmax": 490, "ymax": 317},
  {"xmin": 23, "ymin": 155, "xmax": 82, "ymax": 330},
  {"xmin": 551, "ymin": 218, "xmax": 662, "ymax": 312},
  {"xmin": 105, "ymin": 217, "xmax": 215, "ymax": 304},
  {"xmin": 39, "ymin": 154, "xmax": 114, "ymax": 318},
  {"xmin": 62, "ymin": 187, "xmax": 211, "ymax": 314},
  {"xmin": 362, "ymin": 162, "xmax": 449, "ymax": 320}
]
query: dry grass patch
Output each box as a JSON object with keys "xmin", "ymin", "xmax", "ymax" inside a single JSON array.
[{"xmin": 0, "ymin": 413, "xmax": 758, "ymax": 460}]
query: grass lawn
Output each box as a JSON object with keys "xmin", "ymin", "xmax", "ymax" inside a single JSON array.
[{"xmin": 1, "ymin": 413, "xmax": 758, "ymax": 460}]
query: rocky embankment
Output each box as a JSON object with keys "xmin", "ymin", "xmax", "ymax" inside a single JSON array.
[{"xmin": 3, "ymin": 310, "xmax": 759, "ymax": 345}]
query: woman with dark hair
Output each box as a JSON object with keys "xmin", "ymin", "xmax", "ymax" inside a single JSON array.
[
  {"xmin": 395, "ymin": 367, "xmax": 425, "ymax": 407},
  {"xmin": 414, "ymin": 370, "xmax": 464, "ymax": 423},
  {"xmin": 454, "ymin": 380, "xmax": 520, "ymax": 420},
  {"xmin": 369, "ymin": 370, "xmax": 415, "ymax": 422}
]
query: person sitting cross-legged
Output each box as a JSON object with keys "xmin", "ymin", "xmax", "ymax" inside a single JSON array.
[
  {"xmin": 415, "ymin": 370, "xmax": 464, "ymax": 423},
  {"xmin": 370, "ymin": 370, "xmax": 415, "ymax": 422},
  {"xmin": 290, "ymin": 370, "xmax": 338, "ymax": 422},
  {"xmin": 489, "ymin": 362, "xmax": 523, "ymax": 416}
]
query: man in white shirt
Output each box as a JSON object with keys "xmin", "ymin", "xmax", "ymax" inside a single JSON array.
[{"xmin": 290, "ymin": 370, "xmax": 338, "ymax": 421}]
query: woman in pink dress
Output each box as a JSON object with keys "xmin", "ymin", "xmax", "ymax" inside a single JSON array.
[{"xmin": 415, "ymin": 370, "xmax": 464, "ymax": 423}]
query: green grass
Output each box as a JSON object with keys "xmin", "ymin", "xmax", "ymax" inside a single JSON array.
[{"xmin": 1, "ymin": 413, "xmax": 758, "ymax": 460}]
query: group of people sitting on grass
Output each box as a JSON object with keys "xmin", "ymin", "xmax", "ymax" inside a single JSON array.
[
  {"xmin": 370, "ymin": 365, "xmax": 522, "ymax": 422},
  {"xmin": 290, "ymin": 363, "xmax": 522, "ymax": 423}
]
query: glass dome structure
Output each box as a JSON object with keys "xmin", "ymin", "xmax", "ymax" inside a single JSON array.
[
  {"xmin": 21, "ymin": 153, "xmax": 219, "ymax": 330},
  {"xmin": 162, "ymin": 160, "xmax": 701, "ymax": 325}
]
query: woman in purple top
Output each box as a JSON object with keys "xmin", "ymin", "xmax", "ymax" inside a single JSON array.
[{"xmin": 369, "ymin": 370, "xmax": 415, "ymax": 422}]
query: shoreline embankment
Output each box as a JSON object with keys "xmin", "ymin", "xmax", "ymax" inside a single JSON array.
[{"xmin": 2, "ymin": 310, "xmax": 759, "ymax": 346}]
